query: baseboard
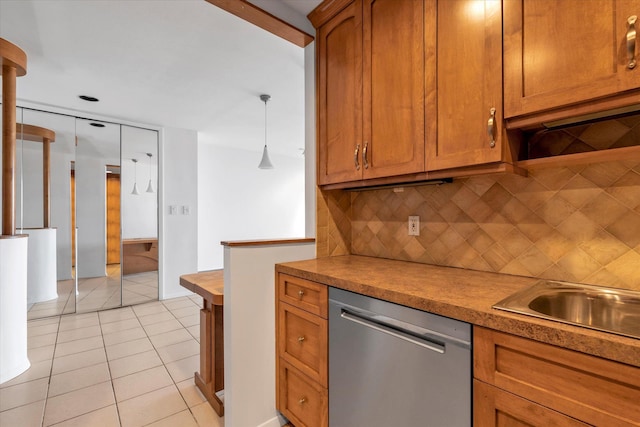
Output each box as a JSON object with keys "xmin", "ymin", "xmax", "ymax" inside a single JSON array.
[{"xmin": 256, "ymin": 415, "xmax": 286, "ymax": 427}]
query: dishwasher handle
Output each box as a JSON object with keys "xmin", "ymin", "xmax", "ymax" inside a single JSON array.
[{"xmin": 340, "ymin": 309, "xmax": 446, "ymax": 354}]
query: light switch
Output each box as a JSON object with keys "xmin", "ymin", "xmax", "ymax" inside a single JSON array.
[
  {"xmin": 169, "ymin": 205, "xmax": 177, "ymax": 215},
  {"xmin": 182, "ymin": 205, "xmax": 190, "ymax": 215}
]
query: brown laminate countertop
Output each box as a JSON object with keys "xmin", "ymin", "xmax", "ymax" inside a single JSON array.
[
  {"xmin": 276, "ymin": 255, "xmax": 640, "ymax": 367},
  {"xmin": 179, "ymin": 269, "xmax": 223, "ymax": 305}
]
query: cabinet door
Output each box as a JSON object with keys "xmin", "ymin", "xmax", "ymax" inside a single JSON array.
[
  {"xmin": 317, "ymin": 0, "xmax": 363, "ymax": 185},
  {"xmin": 474, "ymin": 380, "xmax": 590, "ymax": 427},
  {"xmin": 362, "ymin": 0, "xmax": 425, "ymax": 179},
  {"xmin": 427, "ymin": 0, "xmax": 503, "ymax": 171},
  {"xmin": 504, "ymin": 0, "xmax": 640, "ymax": 119}
]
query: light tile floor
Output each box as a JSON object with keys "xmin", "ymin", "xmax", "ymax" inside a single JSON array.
[{"xmin": 1, "ymin": 295, "xmax": 223, "ymax": 427}]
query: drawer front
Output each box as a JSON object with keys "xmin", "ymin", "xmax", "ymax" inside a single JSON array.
[
  {"xmin": 278, "ymin": 302, "xmax": 328, "ymax": 386},
  {"xmin": 474, "ymin": 380, "xmax": 589, "ymax": 427},
  {"xmin": 278, "ymin": 274, "xmax": 328, "ymax": 318},
  {"xmin": 278, "ymin": 360, "xmax": 328, "ymax": 427},
  {"xmin": 474, "ymin": 327, "xmax": 640, "ymax": 426}
]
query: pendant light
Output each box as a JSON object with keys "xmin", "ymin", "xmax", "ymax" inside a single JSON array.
[
  {"xmin": 145, "ymin": 153, "xmax": 154, "ymax": 193},
  {"xmin": 131, "ymin": 158, "xmax": 139, "ymax": 195},
  {"xmin": 258, "ymin": 94, "xmax": 274, "ymax": 169}
]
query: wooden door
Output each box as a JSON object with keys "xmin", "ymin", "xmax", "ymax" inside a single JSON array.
[
  {"xmin": 317, "ymin": 0, "xmax": 363, "ymax": 185},
  {"xmin": 106, "ymin": 172, "xmax": 120, "ymax": 265},
  {"xmin": 362, "ymin": 0, "xmax": 425, "ymax": 180},
  {"xmin": 474, "ymin": 380, "xmax": 590, "ymax": 427},
  {"xmin": 504, "ymin": 0, "xmax": 640, "ymax": 119},
  {"xmin": 427, "ymin": 0, "xmax": 503, "ymax": 171}
]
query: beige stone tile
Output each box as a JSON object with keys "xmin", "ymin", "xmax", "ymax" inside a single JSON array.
[
  {"xmin": 143, "ymin": 319, "xmax": 184, "ymax": 336},
  {"xmin": 535, "ymin": 230, "xmax": 574, "ymax": 263},
  {"xmin": 58, "ymin": 313, "xmax": 99, "ymax": 331},
  {"xmin": 606, "ymin": 210, "xmax": 640, "ymax": 248},
  {"xmin": 113, "ymin": 365, "xmax": 174, "ymax": 402},
  {"xmin": 108, "ymin": 349, "xmax": 163, "ymax": 379},
  {"xmin": 148, "ymin": 328, "xmax": 193, "ymax": 349},
  {"xmin": 27, "ymin": 344, "xmax": 55, "ymax": 363},
  {"xmin": 138, "ymin": 311, "xmax": 176, "ymax": 327},
  {"xmin": 28, "ymin": 332, "xmax": 57, "ymax": 349},
  {"xmin": 0, "ymin": 399, "xmax": 45, "ymax": 427},
  {"xmin": 0, "ymin": 359, "xmax": 52, "ymax": 388},
  {"xmin": 579, "ymin": 231, "xmax": 631, "ymax": 266},
  {"xmin": 499, "ymin": 229, "xmax": 532, "ymax": 258},
  {"xmin": 54, "ymin": 336, "xmax": 104, "ymax": 358},
  {"xmin": 48, "ymin": 362, "xmax": 110, "ymax": 397},
  {"xmin": 556, "ymin": 211, "xmax": 601, "ymax": 243},
  {"xmin": 28, "ymin": 322, "xmax": 60, "ymax": 337},
  {"xmin": 155, "ymin": 338, "xmax": 200, "ymax": 364},
  {"xmin": 191, "ymin": 401, "xmax": 223, "ymax": 427},
  {"xmin": 165, "ymin": 354, "xmax": 199, "ymax": 383},
  {"xmin": 100, "ymin": 317, "xmax": 141, "ymax": 335},
  {"xmin": 117, "ymin": 385, "xmax": 187, "ymax": 427},
  {"xmin": 176, "ymin": 379, "xmax": 206, "ymax": 408},
  {"xmin": 580, "ymin": 161, "xmax": 630, "ymax": 188},
  {"xmin": 43, "ymin": 382, "xmax": 115, "ymax": 427},
  {"xmin": 51, "ymin": 404, "xmax": 120, "ymax": 427},
  {"xmin": 162, "ymin": 297, "xmax": 195, "ymax": 311},
  {"xmin": 132, "ymin": 302, "xmax": 167, "ymax": 317},
  {"xmin": 98, "ymin": 307, "xmax": 135, "ymax": 324},
  {"xmin": 0, "ymin": 378, "xmax": 49, "ymax": 411},
  {"xmin": 516, "ymin": 246, "xmax": 554, "ymax": 277},
  {"xmin": 102, "ymin": 327, "xmax": 147, "ymax": 346},
  {"xmin": 146, "ymin": 409, "xmax": 199, "ymax": 427},
  {"xmin": 177, "ymin": 314, "xmax": 199, "ymax": 328},
  {"xmin": 56, "ymin": 325, "xmax": 102, "ymax": 344},
  {"xmin": 557, "ymin": 248, "xmax": 601, "ymax": 282},
  {"xmin": 187, "ymin": 325, "xmax": 200, "ymax": 342},
  {"xmin": 607, "ymin": 170, "xmax": 640, "ymax": 209},
  {"xmin": 105, "ymin": 337, "xmax": 153, "ymax": 361},
  {"xmin": 580, "ymin": 192, "xmax": 629, "ymax": 228},
  {"xmin": 536, "ymin": 194, "xmax": 577, "ymax": 227},
  {"xmin": 558, "ymin": 175, "xmax": 603, "ymax": 208},
  {"xmin": 28, "ymin": 316, "xmax": 60, "ymax": 328},
  {"xmin": 531, "ymin": 167, "xmax": 575, "ymax": 191},
  {"xmin": 604, "ymin": 251, "xmax": 640, "ymax": 289},
  {"xmin": 481, "ymin": 243, "xmax": 513, "ymax": 272},
  {"xmin": 52, "ymin": 347, "xmax": 107, "ymax": 375},
  {"xmin": 169, "ymin": 306, "xmax": 200, "ymax": 319}
]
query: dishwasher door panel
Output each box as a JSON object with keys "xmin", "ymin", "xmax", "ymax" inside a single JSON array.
[{"xmin": 329, "ymin": 288, "xmax": 471, "ymax": 427}]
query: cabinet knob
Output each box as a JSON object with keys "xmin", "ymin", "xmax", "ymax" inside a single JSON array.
[
  {"xmin": 298, "ymin": 336, "xmax": 305, "ymax": 343},
  {"xmin": 298, "ymin": 289, "xmax": 305, "ymax": 298},
  {"xmin": 487, "ymin": 107, "xmax": 497, "ymax": 148},
  {"xmin": 362, "ymin": 141, "xmax": 369, "ymax": 169},
  {"xmin": 354, "ymin": 144, "xmax": 361, "ymax": 170},
  {"xmin": 299, "ymin": 397, "xmax": 307, "ymax": 405},
  {"xmin": 627, "ymin": 15, "xmax": 637, "ymax": 69}
]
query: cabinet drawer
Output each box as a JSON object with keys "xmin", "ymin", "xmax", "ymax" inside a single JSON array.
[
  {"xmin": 474, "ymin": 327, "xmax": 640, "ymax": 426},
  {"xmin": 278, "ymin": 302, "xmax": 328, "ymax": 386},
  {"xmin": 474, "ymin": 380, "xmax": 589, "ymax": 427},
  {"xmin": 278, "ymin": 274, "xmax": 328, "ymax": 318},
  {"xmin": 278, "ymin": 360, "xmax": 328, "ymax": 427}
]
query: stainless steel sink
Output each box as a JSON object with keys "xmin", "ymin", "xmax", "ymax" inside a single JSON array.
[{"xmin": 493, "ymin": 280, "xmax": 640, "ymax": 339}]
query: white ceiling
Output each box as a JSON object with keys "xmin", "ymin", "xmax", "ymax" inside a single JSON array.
[{"xmin": 0, "ymin": 0, "xmax": 321, "ymax": 158}]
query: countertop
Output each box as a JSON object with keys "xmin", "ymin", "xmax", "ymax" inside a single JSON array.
[{"xmin": 276, "ymin": 255, "xmax": 640, "ymax": 367}]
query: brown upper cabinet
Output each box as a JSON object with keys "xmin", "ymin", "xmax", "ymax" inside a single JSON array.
[
  {"xmin": 504, "ymin": 0, "xmax": 640, "ymax": 125},
  {"xmin": 427, "ymin": 0, "xmax": 505, "ymax": 172},
  {"xmin": 314, "ymin": 0, "xmax": 426, "ymax": 186}
]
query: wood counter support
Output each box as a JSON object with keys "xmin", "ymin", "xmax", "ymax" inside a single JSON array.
[
  {"xmin": 179, "ymin": 270, "xmax": 225, "ymax": 417},
  {"xmin": 1, "ymin": 38, "xmax": 27, "ymax": 236}
]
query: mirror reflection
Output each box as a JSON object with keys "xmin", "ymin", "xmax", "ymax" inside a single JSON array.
[
  {"xmin": 16, "ymin": 109, "xmax": 77, "ymax": 319},
  {"xmin": 8, "ymin": 108, "xmax": 160, "ymax": 319}
]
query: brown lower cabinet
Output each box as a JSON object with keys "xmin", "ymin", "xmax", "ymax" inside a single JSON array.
[
  {"xmin": 474, "ymin": 327, "xmax": 640, "ymax": 426},
  {"xmin": 276, "ymin": 274, "xmax": 328, "ymax": 427}
]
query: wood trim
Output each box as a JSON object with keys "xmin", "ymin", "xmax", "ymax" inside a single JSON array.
[
  {"xmin": 517, "ymin": 145, "xmax": 640, "ymax": 170},
  {"xmin": 221, "ymin": 238, "xmax": 315, "ymax": 247},
  {"xmin": 2, "ymin": 65, "xmax": 17, "ymax": 236},
  {"xmin": 0, "ymin": 38, "xmax": 27, "ymax": 76},
  {"xmin": 307, "ymin": 0, "xmax": 353, "ymax": 28},
  {"xmin": 43, "ymin": 138, "xmax": 51, "ymax": 228},
  {"xmin": 205, "ymin": 0, "xmax": 314, "ymax": 47}
]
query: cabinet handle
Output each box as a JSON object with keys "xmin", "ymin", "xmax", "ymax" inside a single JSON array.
[
  {"xmin": 298, "ymin": 289, "xmax": 305, "ymax": 298},
  {"xmin": 487, "ymin": 107, "xmax": 497, "ymax": 148},
  {"xmin": 354, "ymin": 144, "xmax": 360, "ymax": 170},
  {"xmin": 627, "ymin": 15, "xmax": 637, "ymax": 69},
  {"xmin": 299, "ymin": 397, "xmax": 307, "ymax": 405},
  {"xmin": 362, "ymin": 141, "xmax": 369, "ymax": 169},
  {"xmin": 298, "ymin": 336, "xmax": 305, "ymax": 343}
]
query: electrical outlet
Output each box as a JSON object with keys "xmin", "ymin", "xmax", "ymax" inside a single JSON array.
[{"xmin": 408, "ymin": 216, "xmax": 420, "ymax": 236}]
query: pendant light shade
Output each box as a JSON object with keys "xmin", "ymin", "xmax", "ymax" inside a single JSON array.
[
  {"xmin": 258, "ymin": 94, "xmax": 274, "ymax": 169},
  {"xmin": 131, "ymin": 158, "xmax": 139, "ymax": 195},
  {"xmin": 145, "ymin": 153, "xmax": 154, "ymax": 193}
]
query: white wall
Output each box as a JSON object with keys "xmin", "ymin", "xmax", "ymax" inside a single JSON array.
[
  {"xmin": 197, "ymin": 144, "xmax": 305, "ymax": 271},
  {"xmin": 304, "ymin": 41, "xmax": 316, "ymax": 238},
  {"xmin": 160, "ymin": 127, "xmax": 198, "ymax": 299}
]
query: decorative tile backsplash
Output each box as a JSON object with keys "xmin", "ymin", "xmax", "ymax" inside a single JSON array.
[{"xmin": 317, "ymin": 160, "xmax": 640, "ymax": 291}]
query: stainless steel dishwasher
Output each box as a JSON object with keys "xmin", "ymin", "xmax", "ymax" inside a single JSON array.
[{"xmin": 329, "ymin": 287, "xmax": 472, "ymax": 427}]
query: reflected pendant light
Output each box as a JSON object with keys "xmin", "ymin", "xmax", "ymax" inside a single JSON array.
[
  {"xmin": 131, "ymin": 158, "xmax": 140, "ymax": 195},
  {"xmin": 146, "ymin": 153, "xmax": 154, "ymax": 193},
  {"xmin": 258, "ymin": 94, "xmax": 274, "ymax": 169}
]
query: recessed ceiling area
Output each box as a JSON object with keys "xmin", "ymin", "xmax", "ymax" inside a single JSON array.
[{"xmin": 0, "ymin": 0, "xmax": 321, "ymax": 157}]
